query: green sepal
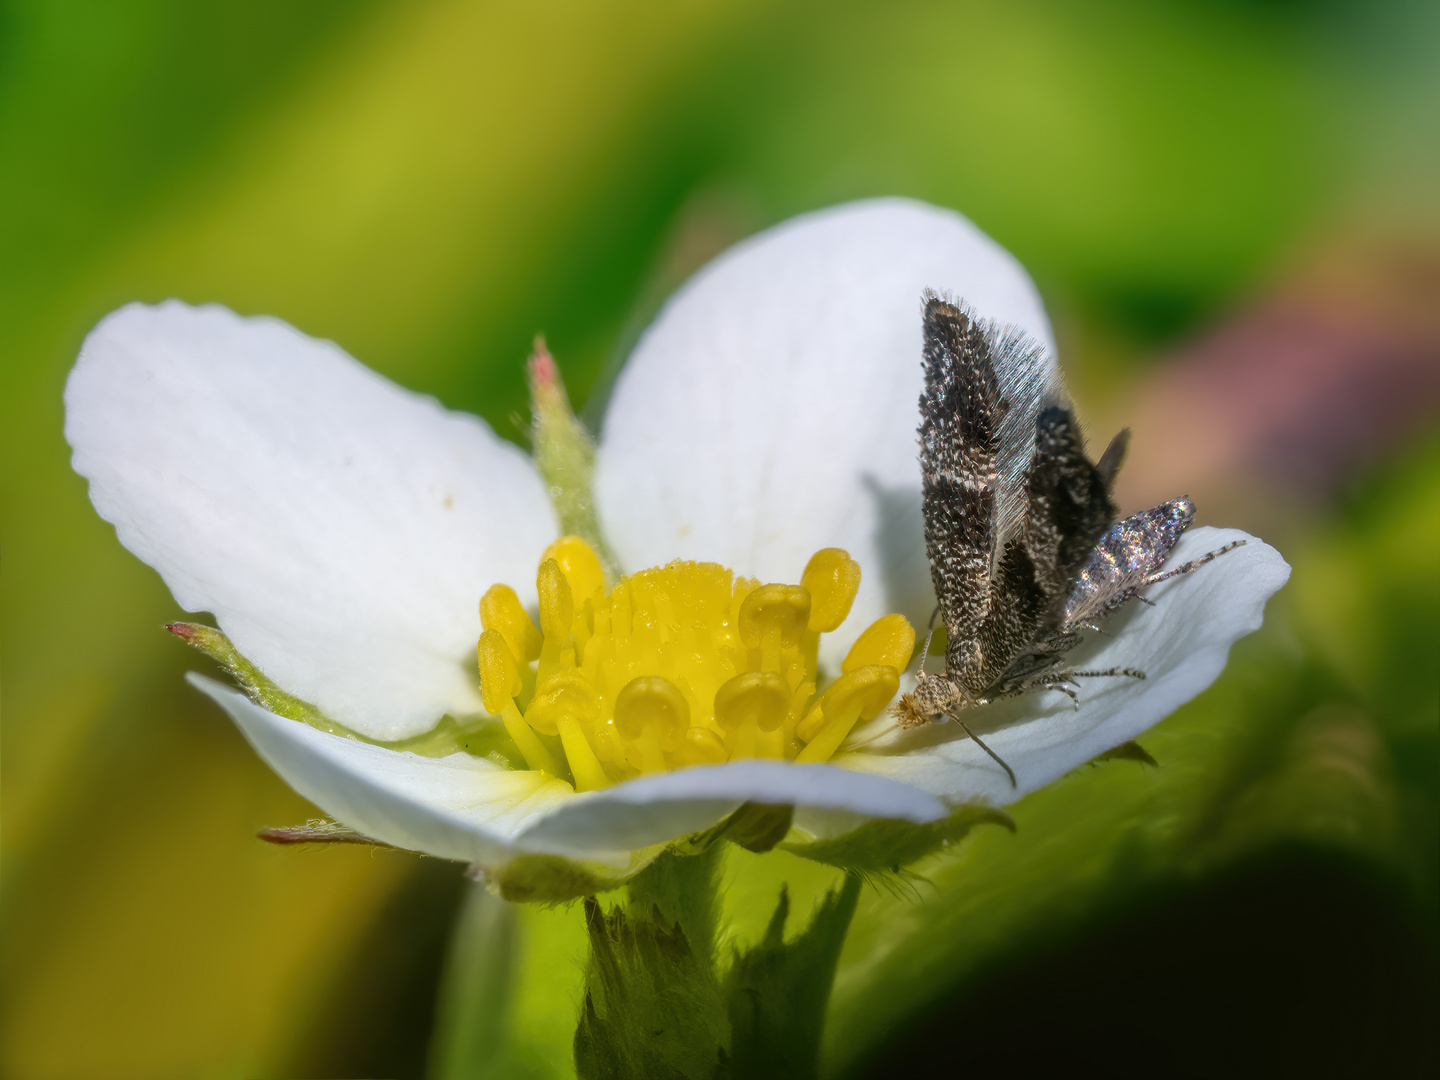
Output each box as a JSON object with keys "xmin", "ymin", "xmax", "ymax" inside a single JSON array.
[
  {"xmin": 1090, "ymin": 739, "xmax": 1159, "ymax": 767},
  {"xmin": 167, "ymin": 622, "xmax": 348, "ymax": 734},
  {"xmin": 722, "ymin": 875, "xmax": 862, "ymax": 1080},
  {"xmin": 625, "ymin": 846, "xmax": 723, "ymax": 967},
  {"xmin": 683, "ymin": 802, "xmax": 796, "ymax": 855},
  {"xmin": 528, "ymin": 342, "xmax": 621, "ymax": 580},
  {"xmin": 574, "ymin": 847, "xmax": 730, "ymax": 1080},
  {"xmin": 571, "ymin": 845, "xmax": 864, "ymax": 1080},
  {"xmin": 168, "ymin": 622, "xmax": 527, "ymax": 762},
  {"xmin": 782, "ymin": 805, "xmax": 1014, "ymax": 875},
  {"xmin": 482, "ymin": 853, "xmax": 642, "ymax": 905}
]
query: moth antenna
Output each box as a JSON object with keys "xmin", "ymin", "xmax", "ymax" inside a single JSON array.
[
  {"xmin": 1134, "ymin": 594, "xmax": 1157, "ymax": 607},
  {"xmin": 842, "ymin": 722, "xmax": 900, "ymax": 752},
  {"xmin": 957, "ymin": 720, "xmax": 1017, "ymax": 788}
]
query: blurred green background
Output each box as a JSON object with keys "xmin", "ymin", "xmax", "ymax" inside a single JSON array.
[{"xmin": 2, "ymin": 1, "xmax": 1436, "ymax": 1077}]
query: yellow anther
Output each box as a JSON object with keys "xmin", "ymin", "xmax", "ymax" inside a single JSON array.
[
  {"xmin": 796, "ymin": 664, "xmax": 900, "ymax": 763},
  {"xmin": 738, "ymin": 583, "xmax": 811, "ymax": 649},
  {"xmin": 714, "ymin": 671, "xmax": 791, "ymax": 732},
  {"xmin": 523, "ymin": 671, "xmax": 594, "ymax": 736},
  {"xmin": 536, "ymin": 558, "xmax": 574, "ymax": 644},
  {"xmin": 527, "ymin": 672, "xmax": 609, "ymax": 791},
  {"xmin": 614, "ymin": 676, "xmax": 690, "ymax": 746},
  {"xmin": 715, "ymin": 671, "xmax": 790, "ymax": 759},
  {"xmin": 542, "ymin": 535, "xmax": 606, "ymax": 604},
  {"xmin": 834, "ymin": 664, "xmax": 900, "ymax": 721},
  {"xmin": 477, "ymin": 629, "xmax": 522, "ymax": 715},
  {"xmin": 477, "ymin": 629, "xmax": 564, "ymax": 776},
  {"xmin": 614, "ymin": 675, "xmax": 689, "ymax": 773},
  {"xmin": 843, "ymin": 613, "xmax": 917, "ymax": 674},
  {"xmin": 802, "ymin": 548, "xmax": 861, "ymax": 632},
  {"xmin": 480, "ymin": 583, "xmax": 542, "ymax": 664},
  {"xmin": 797, "ymin": 700, "xmax": 826, "ymax": 744}
]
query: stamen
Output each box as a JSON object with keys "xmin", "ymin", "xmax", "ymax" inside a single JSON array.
[
  {"xmin": 476, "ymin": 537, "xmax": 915, "ymax": 788},
  {"xmin": 536, "ymin": 558, "xmax": 574, "ymax": 643},
  {"xmin": 542, "ymin": 535, "xmax": 606, "ymax": 606},
  {"xmin": 739, "ymin": 584, "xmax": 811, "ymax": 674},
  {"xmin": 476, "ymin": 629, "xmax": 564, "ymax": 777},
  {"xmin": 614, "ymin": 676, "xmax": 689, "ymax": 773},
  {"xmin": 535, "ymin": 557, "xmax": 576, "ymax": 685},
  {"xmin": 795, "ymin": 665, "xmax": 899, "ymax": 763},
  {"xmin": 480, "ymin": 583, "xmax": 542, "ymax": 665},
  {"xmin": 714, "ymin": 672, "xmax": 790, "ymax": 760},
  {"xmin": 843, "ymin": 613, "xmax": 916, "ymax": 672},
  {"xmin": 527, "ymin": 672, "xmax": 609, "ymax": 791},
  {"xmin": 801, "ymin": 548, "xmax": 861, "ymax": 632}
]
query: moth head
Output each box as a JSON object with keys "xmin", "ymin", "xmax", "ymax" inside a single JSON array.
[
  {"xmin": 1164, "ymin": 495, "xmax": 1197, "ymax": 532},
  {"xmin": 891, "ymin": 672, "xmax": 963, "ymax": 729}
]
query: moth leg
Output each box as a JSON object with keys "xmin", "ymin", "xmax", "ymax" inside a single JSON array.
[
  {"xmin": 917, "ymin": 604, "xmax": 942, "ymax": 676},
  {"xmin": 1053, "ymin": 682, "xmax": 1081, "ymax": 710},
  {"xmin": 1142, "ymin": 539, "xmax": 1246, "ymax": 590},
  {"xmin": 1072, "ymin": 666, "xmax": 1147, "ymax": 681},
  {"xmin": 956, "ymin": 719, "xmax": 1017, "ymax": 788},
  {"xmin": 1001, "ymin": 671, "xmax": 1081, "ymax": 708}
]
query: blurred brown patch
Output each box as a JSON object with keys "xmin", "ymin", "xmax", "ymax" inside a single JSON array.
[{"xmin": 1112, "ymin": 242, "xmax": 1440, "ymax": 535}]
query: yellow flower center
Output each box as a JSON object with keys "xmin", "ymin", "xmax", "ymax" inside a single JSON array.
[{"xmin": 476, "ymin": 536, "xmax": 915, "ymax": 791}]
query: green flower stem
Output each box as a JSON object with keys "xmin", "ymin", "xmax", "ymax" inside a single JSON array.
[{"xmin": 428, "ymin": 880, "xmax": 519, "ymax": 1080}]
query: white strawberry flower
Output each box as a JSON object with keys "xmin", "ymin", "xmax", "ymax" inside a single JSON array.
[{"xmin": 64, "ymin": 199, "xmax": 1289, "ymax": 889}]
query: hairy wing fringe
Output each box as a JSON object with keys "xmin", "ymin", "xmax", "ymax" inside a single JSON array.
[{"xmin": 984, "ymin": 322, "xmax": 1069, "ymax": 564}]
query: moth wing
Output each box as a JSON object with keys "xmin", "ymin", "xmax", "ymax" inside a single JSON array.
[{"xmin": 984, "ymin": 323, "xmax": 1069, "ymax": 568}]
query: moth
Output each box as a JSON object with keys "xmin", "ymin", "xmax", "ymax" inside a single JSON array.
[{"xmin": 893, "ymin": 293, "xmax": 1242, "ymax": 785}]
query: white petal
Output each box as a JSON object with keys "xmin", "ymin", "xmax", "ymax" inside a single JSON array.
[
  {"xmin": 67, "ymin": 302, "xmax": 556, "ymax": 739},
  {"xmin": 194, "ymin": 676, "xmax": 580, "ymax": 863},
  {"xmin": 515, "ymin": 759, "xmax": 946, "ymax": 854},
  {"xmin": 842, "ymin": 528, "xmax": 1290, "ymax": 804},
  {"xmin": 594, "ymin": 198, "xmax": 1053, "ymax": 671},
  {"xmin": 200, "ymin": 674, "xmax": 945, "ymax": 865}
]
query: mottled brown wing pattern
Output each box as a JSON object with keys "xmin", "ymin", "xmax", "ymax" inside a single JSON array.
[
  {"xmin": 918, "ymin": 295, "xmax": 1001, "ymax": 692},
  {"xmin": 899, "ymin": 294, "xmax": 1243, "ymax": 758},
  {"xmin": 1024, "ymin": 408, "xmax": 1115, "ymax": 595}
]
